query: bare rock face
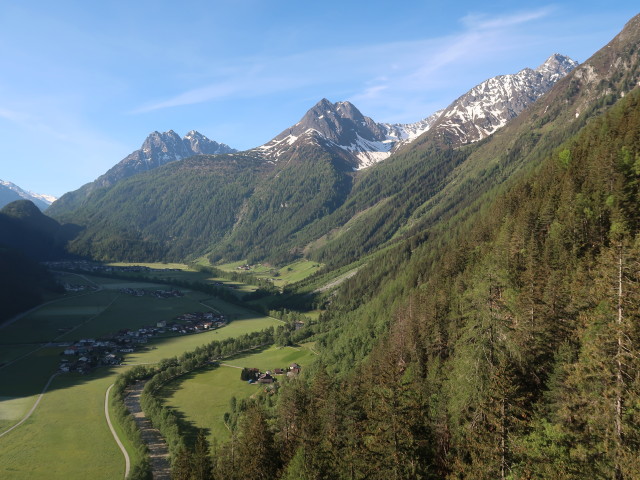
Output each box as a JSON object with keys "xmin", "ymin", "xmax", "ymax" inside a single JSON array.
[
  {"xmin": 94, "ymin": 130, "xmax": 237, "ymax": 188},
  {"xmin": 431, "ymin": 54, "xmax": 578, "ymax": 145}
]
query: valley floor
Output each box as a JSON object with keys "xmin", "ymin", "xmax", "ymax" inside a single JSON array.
[{"xmin": 0, "ymin": 271, "xmax": 282, "ymax": 479}]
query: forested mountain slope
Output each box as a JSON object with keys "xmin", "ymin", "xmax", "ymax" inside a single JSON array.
[
  {"xmin": 47, "ymin": 54, "xmax": 576, "ymax": 266},
  {"xmin": 211, "ymin": 59, "xmax": 640, "ymax": 480},
  {"xmin": 186, "ymin": 15, "xmax": 640, "ymax": 480}
]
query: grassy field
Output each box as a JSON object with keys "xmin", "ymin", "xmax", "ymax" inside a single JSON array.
[
  {"xmin": 107, "ymin": 261, "xmax": 260, "ymax": 296},
  {"xmin": 215, "ymin": 259, "xmax": 323, "ymax": 289},
  {"xmin": 0, "ymin": 373, "xmax": 124, "ymax": 480},
  {"xmin": 160, "ymin": 344, "xmax": 316, "ymax": 445},
  {"xmin": 0, "ymin": 271, "xmax": 283, "ymax": 479}
]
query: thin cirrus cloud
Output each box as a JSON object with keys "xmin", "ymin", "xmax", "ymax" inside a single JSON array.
[{"xmin": 131, "ymin": 7, "xmax": 554, "ymax": 117}]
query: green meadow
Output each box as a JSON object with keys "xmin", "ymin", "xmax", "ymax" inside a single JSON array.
[
  {"xmin": 215, "ymin": 259, "xmax": 323, "ymax": 288},
  {"xmin": 0, "ymin": 271, "xmax": 282, "ymax": 479},
  {"xmin": 160, "ymin": 344, "xmax": 316, "ymax": 444}
]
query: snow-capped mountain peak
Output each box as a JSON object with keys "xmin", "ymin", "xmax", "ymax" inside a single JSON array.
[
  {"xmin": 0, "ymin": 179, "xmax": 56, "ymax": 211},
  {"xmin": 429, "ymin": 53, "xmax": 578, "ymax": 145},
  {"xmin": 254, "ymin": 53, "xmax": 577, "ymax": 170}
]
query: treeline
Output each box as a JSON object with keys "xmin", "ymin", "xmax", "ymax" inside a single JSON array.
[
  {"xmin": 111, "ymin": 366, "xmax": 155, "ymax": 480},
  {"xmin": 0, "ymin": 246, "xmax": 63, "ymax": 323},
  {"xmin": 111, "ymin": 329, "xmax": 274, "ymax": 479}
]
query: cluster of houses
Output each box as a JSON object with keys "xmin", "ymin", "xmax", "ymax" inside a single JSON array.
[
  {"xmin": 59, "ymin": 339, "xmax": 123, "ymax": 374},
  {"xmin": 58, "ymin": 312, "xmax": 228, "ymax": 374},
  {"xmin": 62, "ymin": 283, "xmax": 99, "ymax": 293},
  {"xmin": 241, "ymin": 363, "xmax": 302, "ymax": 385},
  {"xmin": 119, "ymin": 287, "xmax": 184, "ymax": 298},
  {"xmin": 171, "ymin": 312, "xmax": 227, "ymax": 333}
]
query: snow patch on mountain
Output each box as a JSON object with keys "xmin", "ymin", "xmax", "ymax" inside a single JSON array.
[
  {"xmin": 0, "ymin": 179, "xmax": 56, "ymax": 210},
  {"xmin": 252, "ymin": 54, "xmax": 577, "ymax": 170}
]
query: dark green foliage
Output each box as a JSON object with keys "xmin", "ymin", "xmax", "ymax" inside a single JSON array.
[
  {"xmin": 0, "ymin": 200, "xmax": 79, "ymax": 260},
  {"xmin": 210, "ymin": 70, "xmax": 640, "ymax": 478},
  {"xmin": 0, "ymin": 246, "xmax": 62, "ymax": 323},
  {"xmin": 209, "ymin": 143, "xmax": 353, "ymax": 265},
  {"xmin": 51, "ymin": 154, "xmax": 267, "ymax": 262}
]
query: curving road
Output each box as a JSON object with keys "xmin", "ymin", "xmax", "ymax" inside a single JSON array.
[{"xmin": 105, "ymin": 384, "xmax": 131, "ymax": 479}]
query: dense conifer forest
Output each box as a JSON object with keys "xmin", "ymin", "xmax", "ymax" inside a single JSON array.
[{"xmin": 162, "ymin": 77, "xmax": 640, "ymax": 480}]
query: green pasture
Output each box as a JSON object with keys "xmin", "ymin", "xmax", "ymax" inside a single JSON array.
[
  {"xmin": 0, "ymin": 395, "xmax": 38, "ymax": 432},
  {"xmin": 54, "ymin": 271, "xmax": 98, "ymax": 287},
  {"xmin": 107, "ymin": 261, "xmax": 258, "ymax": 296},
  {"xmin": 125, "ymin": 315, "xmax": 282, "ymax": 365},
  {"xmin": 0, "ymin": 372, "xmax": 124, "ymax": 480},
  {"xmin": 0, "ymin": 344, "xmax": 39, "ymax": 365},
  {"xmin": 161, "ymin": 344, "xmax": 316, "ymax": 445},
  {"xmin": 0, "ymin": 290, "xmax": 117, "ymax": 345},
  {"xmin": 214, "ymin": 259, "xmax": 322, "ymax": 288},
  {"xmin": 0, "ymin": 271, "xmax": 284, "ymax": 479}
]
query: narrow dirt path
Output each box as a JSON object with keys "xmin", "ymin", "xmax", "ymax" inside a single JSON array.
[
  {"xmin": 124, "ymin": 380, "xmax": 171, "ymax": 480},
  {"xmin": 105, "ymin": 384, "xmax": 131, "ymax": 479},
  {"xmin": 0, "ymin": 373, "xmax": 59, "ymax": 438}
]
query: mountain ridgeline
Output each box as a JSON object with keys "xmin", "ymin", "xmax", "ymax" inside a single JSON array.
[
  {"xmin": 0, "ymin": 179, "xmax": 55, "ymax": 211},
  {"xmin": 47, "ymin": 53, "xmax": 578, "ymax": 266}
]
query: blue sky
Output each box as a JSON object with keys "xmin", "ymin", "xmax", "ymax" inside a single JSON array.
[{"xmin": 0, "ymin": 1, "xmax": 638, "ymax": 197}]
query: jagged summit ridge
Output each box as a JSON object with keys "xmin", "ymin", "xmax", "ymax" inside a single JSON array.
[
  {"xmin": 432, "ymin": 54, "xmax": 578, "ymax": 144},
  {"xmin": 94, "ymin": 130, "xmax": 237, "ymax": 188},
  {"xmin": 255, "ymin": 54, "xmax": 577, "ymax": 169}
]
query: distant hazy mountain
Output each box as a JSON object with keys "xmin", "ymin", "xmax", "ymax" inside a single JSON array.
[{"xmin": 0, "ymin": 179, "xmax": 56, "ymax": 211}]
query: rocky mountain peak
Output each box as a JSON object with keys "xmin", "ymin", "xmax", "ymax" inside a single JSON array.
[
  {"xmin": 255, "ymin": 53, "xmax": 576, "ymax": 169},
  {"xmin": 429, "ymin": 53, "xmax": 578, "ymax": 145},
  {"xmin": 85, "ymin": 130, "xmax": 237, "ymax": 190},
  {"xmin": 535, "ymin": 54, "xmax": 579, "ymax": 83}
]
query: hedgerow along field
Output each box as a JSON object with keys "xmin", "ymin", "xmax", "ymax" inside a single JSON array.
[{"xmin": 0, "ymin": 271, "xmax": 283, "ymax": 479}]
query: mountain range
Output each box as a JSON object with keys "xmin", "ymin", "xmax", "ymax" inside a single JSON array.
[
  {"xmin": 46, "ymin": 53, "xmax": 579, "ymax": 264},
  {"xmin": 0, "ymin": 179, "xmax": 56, "ymax": 211}
]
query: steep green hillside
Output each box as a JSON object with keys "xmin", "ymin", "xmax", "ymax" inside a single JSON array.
[
  {"xmin": 0, "ymin": 200, "xmax": 78, "ymax": 260},
  {"xmin": 0, "ymin": 246, "xmax": 62, "ymax": 323},
  {"xmin": 208, "ymin": 141, "xmax": 353, "ymax": 264},
  {"xmin": 54, "ymin": 154, "xmax": 268, "ymax": 261},
  {"xmin": 206, "ymin": 72, "xmax": 640, "ymax": 480}
]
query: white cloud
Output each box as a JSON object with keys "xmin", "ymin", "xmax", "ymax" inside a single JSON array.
[
  {"xmin": 131, "ymin": 7, "xmax": 556, "ymax": 120},
  {"xmin": 461, "ymin": 7, "xmax": 556, "ymax": 31}
]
